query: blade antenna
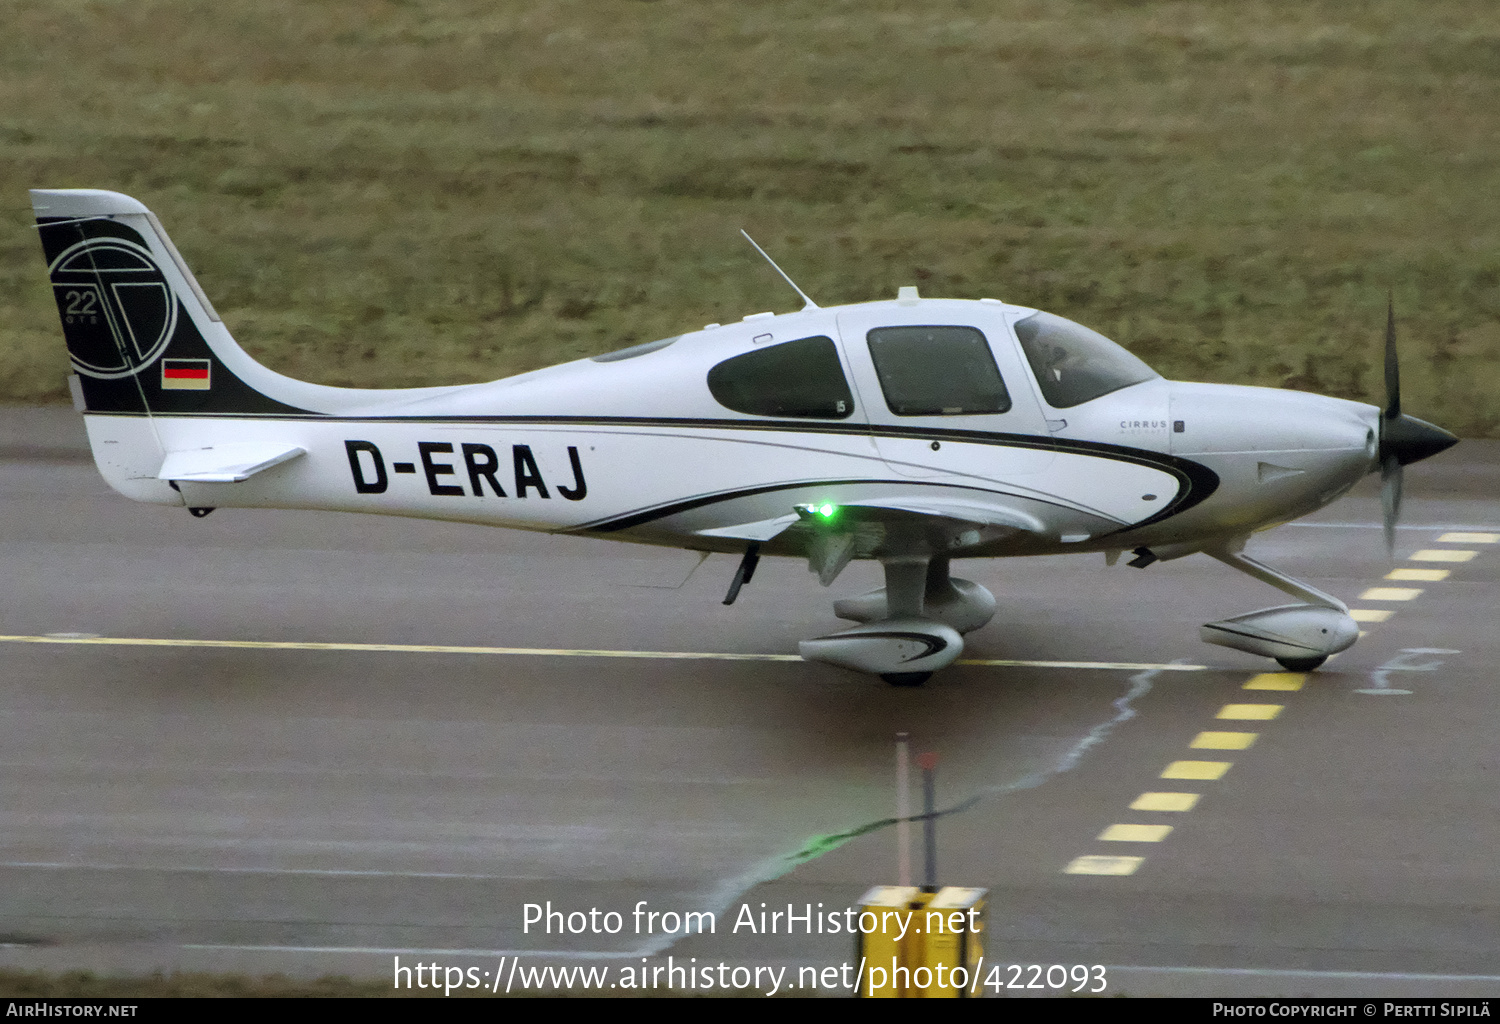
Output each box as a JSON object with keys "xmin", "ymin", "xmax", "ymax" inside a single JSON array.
[{"xmin": 740, "ymin": 230, "xmax": 819, "ymax": 310}]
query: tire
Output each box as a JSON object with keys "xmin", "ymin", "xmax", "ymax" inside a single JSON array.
[
  {"xmin": 1276, "ymin": 656, "xmax": 1326, "ymax": 672},
  {"xmin": 882, "ymin": 672, "xmax": 932, "ymax": 687}
]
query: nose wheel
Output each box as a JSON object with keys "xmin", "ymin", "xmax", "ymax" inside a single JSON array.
[
  {"xmin": 881, "ymin": 672, "xmax": 932, "ymax": 687},
  {"xmin": 1276, "ymin": 656, "xmax": 1327, "ymax": 672}
]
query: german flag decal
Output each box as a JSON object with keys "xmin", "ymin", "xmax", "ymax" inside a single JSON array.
[{"xmin": 162, "ymin": 358, "xmax": 211, "ymax": 391}]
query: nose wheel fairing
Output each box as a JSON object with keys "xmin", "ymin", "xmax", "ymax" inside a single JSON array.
[
  {"xmin": 1200, "ymin": 604, "xmax": 1358, "ymax": 669},
  {"xmin": 1197, "ymin": 544, "xmax": 1360, "ymax": 671}
]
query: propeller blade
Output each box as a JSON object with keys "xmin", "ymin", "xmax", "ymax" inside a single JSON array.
[
  {"xmin": 1371, "ymin": 293, "xmax": 1454, "ymax": 557},
  {"xmin": 1384, "ymin": 293, "xmax": 1401, "ymax": 420},
  {"xmin": 1376, "ymin": 296, "xmax": 1456, "ymax": 469},
  {"xmin": 1380, "ymin": 454, "xmax": 1403, "ymax": 557}
]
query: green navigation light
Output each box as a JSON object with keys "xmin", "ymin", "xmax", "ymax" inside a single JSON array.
[{"xmin": 819, "ymin": 503, "xmax": 836, "ymax": 518}]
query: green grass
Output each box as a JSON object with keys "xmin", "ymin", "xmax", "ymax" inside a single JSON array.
[{"xmin": 3, "ymin": 0, "xmax": 1499, "ymax": 434}]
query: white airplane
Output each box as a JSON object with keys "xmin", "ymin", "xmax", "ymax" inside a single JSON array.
[{"xmin": 30, "ymin": 188, "xmax": 1457, "ymax": 685}]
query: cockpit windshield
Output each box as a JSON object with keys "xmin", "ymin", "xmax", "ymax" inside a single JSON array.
[{"xmin": 1014, "ymin": 311, "xmax": 1158, "ymax": 408}]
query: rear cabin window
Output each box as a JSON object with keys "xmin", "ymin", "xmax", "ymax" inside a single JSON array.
[
  {"xmin": 865, "ymin": 325, "xmax": 1011, "ymax": 416},
  {"xmin": 1014, "ymin": 311, "xmax": 1158, "ymax": 408},
  {"xmin": 707, "ymin": 335, "xmax": 854, "ymax": 418}
]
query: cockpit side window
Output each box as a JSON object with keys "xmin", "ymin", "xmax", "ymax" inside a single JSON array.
[
  {"xmin": 707, "ymin": 335, "xmax": 854, "ymax": 418},
  {"xmin": 1014, "ymin": 311, "xmax": 1158, "ymax": 408},
  {"xmin": 866, "ymin": 325, "xmax": 1011, "ymax": 416}
]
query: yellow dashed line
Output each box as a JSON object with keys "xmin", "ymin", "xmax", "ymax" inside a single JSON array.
[
  {"xmin": 1161, "ymin": 760, "xmax": 1232, "ymax": 780},
  {"xmin": 1387, "ymin": 567, "xmax": 1449, "ymax": 581},
  {"xmin": 1068, "ymin": 529, "xmax": 1492, "ymax": 879},
  {"xmin": 1358, "ymin": 587, "xmax": 1423, "ymax": 601},
  {"xmin": 1244, "ymin": 672, "xmax": 1305, "ymax": 691},
  {"xmin": 1064, "ymin": 855, "xmax": 1144, "ymax": 876},
  {"xmin": 1410, "ymin": 549, "xmax": 1477, "ymax": 563},
  {"xmin": 1190, "ymin": 731, "xmax": 1258, "ymax": 750},
  {"xmin": 1130, "ymin": 792, "xmax": 1200, "ymax": 811},
  {"xmin": 1218, "ymin": 703, "xmax": 1282, "ymax": 720},
  {"xmin": 1099, "ymin": 824, "xmax": 1173, "ymax": 842}
]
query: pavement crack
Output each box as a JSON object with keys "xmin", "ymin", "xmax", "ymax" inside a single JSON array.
[{"xmin": 624, "ymin": 663, "xmax": 1168, "ymax": 960}]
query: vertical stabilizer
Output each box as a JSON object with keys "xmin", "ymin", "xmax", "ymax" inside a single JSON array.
[{"xmin": 30, "ymin": 189, "xmax": 310, "ymax": 417}]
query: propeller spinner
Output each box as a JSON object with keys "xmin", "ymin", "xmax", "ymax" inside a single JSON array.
[{"xmin": 1378, "ymin": 297, "xmax": 1459, "ymax": 554}]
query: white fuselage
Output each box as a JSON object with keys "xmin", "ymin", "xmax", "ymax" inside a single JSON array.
[{"xmin": 82, "ymin": 297, "xmax": 1380, "ymax": 564}]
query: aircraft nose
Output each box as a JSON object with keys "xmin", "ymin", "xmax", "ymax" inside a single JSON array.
[{"xmin": 1380, "ymin": 413, "xmax": 1459, "ymax": 467}]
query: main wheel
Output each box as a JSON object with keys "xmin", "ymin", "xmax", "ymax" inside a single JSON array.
[
  {"xmin": 1275, "ymin": 656, "xmax": 1326, "ymax": 672},
  {"xmin": 881, "ymin": 672, "xmax": 932, "ymax": 687}
]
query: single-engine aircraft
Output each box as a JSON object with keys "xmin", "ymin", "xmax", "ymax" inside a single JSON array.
[{"xmin": 29, "ymin": 188, "xmax": 1458, "ymax": 684}]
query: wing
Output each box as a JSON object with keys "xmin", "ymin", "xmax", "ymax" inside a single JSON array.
[
  {"xmin": 826, "ymin": 496, "xmax": 1046, "ymax": 535},
  {"xmin": 698, "ymin": 494, "xmax": 1050, "ymax": 586}
]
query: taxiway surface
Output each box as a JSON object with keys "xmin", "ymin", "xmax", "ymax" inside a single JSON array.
[{"xmin": 0, "ymin": 407, "xmax": 1496, "ymax": 997}]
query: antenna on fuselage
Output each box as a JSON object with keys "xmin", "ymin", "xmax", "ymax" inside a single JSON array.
[{"xmin": 740, "ymin": 230, "xmax": 819, "ymax": 310}]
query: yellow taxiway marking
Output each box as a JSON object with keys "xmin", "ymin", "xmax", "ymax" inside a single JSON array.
[
  {"xmin": 1191, "ymin": 731, "xmax": 1258, "ymax": 750},
  {"xmin": 1064, "ymin": 855, "xmax": 1144, "ymax": 876},
  {"xmin": 1244, "ymin": 672, "xmax": 1305, "ymax": 691},
  {"xmin": 0, "ymin": 634, "xmax": 1205, "ymax": 672},
  {"xmin": 1438, "ymin": 532, "xmax": 1498, "ymax": 544},
  {"xmin": 1410, "ymin": 549, "xmax": 1477, "ymax": 563},
  {"xmin": 1069, "ymin": 655, "xmax": 1332, "ymax": 879},
  {"xmin": 1217, "ymin": 703, "xmax": 1282, "ymax": 720},
  {"xmin": 1358, "ymin": 587, "xmax": 1423, "ymax": 601},
  {"xmin": 1130, "ymin": 792, "xmax": 1200, "ymax": 812},
  {"xmin": 1387, "ymin": 567, "xmax": 1449, "ymax": 582},
  {"xmin": 1350, "ymin": 609, "xmax": 1394, "ymax": 623},
  {"xmin": 1161, "ymin": 760, "xmax": 1232, "ymax": 780},
  {"xmin": 1099, "ymin": 823, "xmax": 1173, "ymax": 843}
]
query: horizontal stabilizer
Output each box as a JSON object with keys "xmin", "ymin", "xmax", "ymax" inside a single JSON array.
[{"xmin": 157, "ymin": 442, "xmax": 306, "ymax": 483}]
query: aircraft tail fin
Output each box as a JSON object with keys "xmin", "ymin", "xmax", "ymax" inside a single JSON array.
[{"xmin": 30, "ymin": 188, "xmax": 316, "ymax": 417}]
